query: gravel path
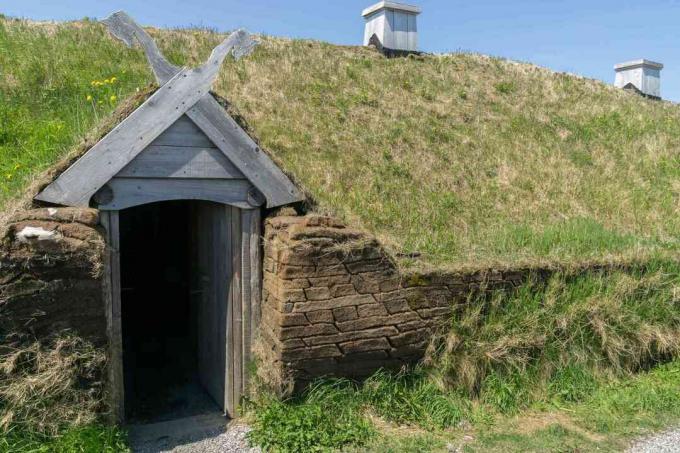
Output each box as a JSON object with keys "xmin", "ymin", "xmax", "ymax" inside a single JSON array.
[
  {"xmin": 128, "ymin": 414, "xmax": 260, "ymax": 453},
  {"xmin": 628, "ymin": 428, "xmax": 680, "ymax": 453}
]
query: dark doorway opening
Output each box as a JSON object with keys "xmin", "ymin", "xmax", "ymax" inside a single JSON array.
[{"xmin": 120, "ymin": 201, "xmax": 221, "ymax": 424}]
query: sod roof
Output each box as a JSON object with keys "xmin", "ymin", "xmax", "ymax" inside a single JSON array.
[{"xmin": 2, "ymin": 17, "xmax": 680, "ymax": 269}]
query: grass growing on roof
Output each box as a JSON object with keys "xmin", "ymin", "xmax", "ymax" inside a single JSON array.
[
  {"xmin": 2, "ymin": 16, "xmax": 680, "ymax": 267},
  {"xmin": 217, "ymin": 39, "xmax": 680, "ymax": 267}
]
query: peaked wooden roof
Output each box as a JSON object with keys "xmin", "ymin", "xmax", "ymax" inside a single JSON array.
[{"xmin": 35, "ymin": 11, "xmax": 302, "ymax": 209}]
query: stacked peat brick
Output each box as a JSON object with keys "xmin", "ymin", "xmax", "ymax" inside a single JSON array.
[
  {"xmin": 260, "ymin": 215, "xmax": 521, "ymax": 388},
  {"xmin": 0, "ymin": 208, "xmax": 107, "ymax": 344}
]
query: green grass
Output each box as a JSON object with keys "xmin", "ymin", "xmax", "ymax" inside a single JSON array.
[
  {"xmin": 247, "ymin": 263, "xmax": 680, "ymax": 451},
  {"xmin": 248, "ymin": 358, "xmax": 680, "ymax": 453},
  {"xmin": 0, "ymin": 18, "xmax": 154, "ymax": 207},
  {"xmin": 428, "ymin": 260, "xmax": 680, "ymax": 413},
  {"xmin": 2, "ymin": 17, "xmax": 680, "ymax": 267},
  {"xmin": 0, "ymin": 425, "xmax": 128, "ymax": 453}
]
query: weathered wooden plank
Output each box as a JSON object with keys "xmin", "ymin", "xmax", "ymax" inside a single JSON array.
[
  {"xmin": 187, "ymin": 96, "xmax": 304, "ymax": 208},
  {"xmin": 221, "ymin": 204, "xmax": 233, "ymax": 416},
  {"xmin": 150, "ymin": 116, "xmax": 216, "ymax": 148},
  {"xmin": 101, "ymin": 11, "xmax": 180, "ymax": 84},
  {"xmin": 231, "ymin": 207, "xmax": 243, "ymax": 414},
  {"xmin": 97, "ymin": 178, "xmax": 253, "ymax": 210},
  {"xmin": 100, "ymin": 211, "xmax": 124, "ymax": 423},
  {"xmin": 102, "ymin": 12, "xmax": 256, "ymax": 86},
  {"xmin": 240, "ymin": 210, "xmax": 252, "ymax": 395},
  {"xmin": 35, "ymin": 29, "xmax": 255, "ymax": 207},
  {"xmin": 117, "ymin": 146, "xmax": 244, "ymax": 179},
  {"xmin": 249, "ymin": 209, "xmax": 262, "ymax": 341}
]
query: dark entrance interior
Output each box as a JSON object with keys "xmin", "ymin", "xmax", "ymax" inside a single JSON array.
[{"xmin": 120, "ymin": 201, "xmax": 221, "ymax": 423}]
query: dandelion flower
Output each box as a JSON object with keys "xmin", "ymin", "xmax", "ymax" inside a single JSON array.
[
  {"xmin": 110, "ymin": 95, "xmax": 117, "ymax": 103},
  {"xmin": 110, "ymin": 77, "xmax": 117, "ymax": 83},
  {"xmin": 86, "ymin": 95, "xmax": 93, "ymax": 101}
]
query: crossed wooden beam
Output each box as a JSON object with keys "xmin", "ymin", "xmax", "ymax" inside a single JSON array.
[
  {"xmin": 36, "ymin": 12, "xmax": 302, "ymax": 209},
  {"xmin": 101, "ymin": 11, "xmax": 257, "ymax": 85}
]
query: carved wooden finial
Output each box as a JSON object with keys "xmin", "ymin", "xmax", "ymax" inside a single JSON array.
[{"xmin": 101, "ymin": 11, "xmax": 257, "ymax": 85}]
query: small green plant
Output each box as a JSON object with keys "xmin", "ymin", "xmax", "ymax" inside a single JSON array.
[
  {"xmin": 0, "ymin": 425, "xmax": 129, "ymax": 453},
  {"xmin": 247, "ymin": 380, "xmax": 374, "ymax": 452},
  {"xmin": 495, "ymin": 81, "xmax": 516, "ymax": 94}
]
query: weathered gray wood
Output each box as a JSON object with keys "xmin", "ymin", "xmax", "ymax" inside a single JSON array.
[
  {"xmin": 188, "ymin": 96, "xmax": 304, "ymax": 208},
  {"xmin": 97, "ymin": 178, "xmax": 253, "ymax": 210},
  {"xmin": 196, "ymin": 202, "xmax": 231, "ymax": 412},
  {"xmin": 35, "ymin": 29, "xmax": 254, "ymax": 207},
  {"xmin": 117, "ymin": 146, "xmax": 245, "ymax": 179},
  {"xmin": 100, "ymin": 211, "xmax": 124, "ymax": 424},
  {"xmin": 240, "ymin": 209, "xmax": 257, "ymax": 395},
  {"xmin": 230, "ymin": 207, "xmax": 243, "ymax": 414},
  {"xmin": 221, "ymin": 204, "xmax": 233, "ymax": 417},
  {"xmin": 150, "ymin": 116, "xmax": 216, "ymax": 148},
  {"xmin": 101, "ymin": 11, "xmax": 179, "ymax": 84},
  {"xmin": 103, "ymin": 12, "xmax": 256, "ymax": 85},
  {"xmin": 249, "ymin": 209, "xmax": 262, "ymax": 345}
]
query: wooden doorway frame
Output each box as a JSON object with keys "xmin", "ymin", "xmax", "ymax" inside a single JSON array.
[{"xmin": 100, "ymin": 205, "xmax": 261, "ymax": 423}]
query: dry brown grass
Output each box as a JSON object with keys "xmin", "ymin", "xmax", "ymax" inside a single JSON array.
[{"xmin": 0, "ymin": 334, "xmax": 106, "ymax": 436}]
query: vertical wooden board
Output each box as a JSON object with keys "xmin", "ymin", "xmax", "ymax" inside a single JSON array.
[
  {"xmin": 384, "ymin": 9, "xmax": 396, "ymax": 49},
  {"xmin": 217, "ymin": 203, "xmax": 231, "ymax": 414},
  {"xmin": 393, "ymin": 11, "xmax": 409, "ymax": 50},
  {"xmin": 222, "ymin": 204, "xmax": 235, "ymax": 418},
  {"xmin": 407, "ymin": 13, "xmax": 418, "ymax": 50},
  {"xmin": 249, "ymin": 209, "xmax": 262, "ymax": 333},
  {"xmin": 230, "ymin": 207, "xmax": 243, "ymax": 413},
  {"xmin": 244, "ymin": 208, "xmax": 262, "ymax": 396},
  {"xmin": 240, "ymin": 210, "xmax": 253, "ymax": 394},
  {"xmin": 196, "ymin": 202, "xmax": 230, "ymax": 413},
  {"xmin": 101, "ymin": 211, "xmax": 124, "ymax": 423}
]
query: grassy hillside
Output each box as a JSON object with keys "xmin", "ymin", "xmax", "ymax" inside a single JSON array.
[{"xmin": 2, "ymin": 17, "xmax": 680, "ymax": 268}]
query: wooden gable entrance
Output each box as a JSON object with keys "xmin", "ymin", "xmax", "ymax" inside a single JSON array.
[{"xmin": 34, "ymin": 12, "xmax": 302, "ymax": 423}]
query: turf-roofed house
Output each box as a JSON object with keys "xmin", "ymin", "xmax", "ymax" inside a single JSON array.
[{"xmin": 2, "ymin": 3, "xmax": 680, "ymax": 429}]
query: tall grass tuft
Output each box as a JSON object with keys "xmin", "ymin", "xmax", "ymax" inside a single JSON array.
[
  {"xmin": 0, "ymin": 334, "xmax": 106, "ymax": 436},
  {"xmin": 426, "ymin": 261, "xmax": 680, "ymax": 412}
]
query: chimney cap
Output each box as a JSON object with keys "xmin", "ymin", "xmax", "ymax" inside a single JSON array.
[
  {"xmin": 614, "ymin": 59, "xmax": 664, "ymax": 71},
  {"xmin": 362, "ymin": 1, "xmax": 422, "ymax": 18}
]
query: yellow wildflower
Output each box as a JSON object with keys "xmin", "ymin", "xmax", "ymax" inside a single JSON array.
[
  {"xmin": 110, "ymin": 95, "xmax": 117, "ymax": 103},
  {"xmin": 86, "ymin": 94, "xmax": 93, "ymax": 101},
  {"xmin": 110, "ymin": 77, "xmax": 117, "ymax": 83},
  {"xmin": 5, "ymin": 173, "xmax": 12, "ymax": 180}
]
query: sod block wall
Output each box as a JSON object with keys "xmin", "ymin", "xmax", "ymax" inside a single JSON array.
[
  {"xmin": 259, "ymin": 214, "xmax": 612, "ymax": 389},
  {"xmin": 0, "ymin": 208, "xmax": 107, "ymax": 345}
]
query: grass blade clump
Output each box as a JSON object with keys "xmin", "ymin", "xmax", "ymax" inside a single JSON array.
[
  {"xmin": 360, "ymin": 368, "xmax": 467, "ymax": 429},
  {"xmin": 247, "ymin": 379, "xmax": 374, "ymax": 452},
  {"xmin": 0, "ymin": 334, "xmax": 106, "ymax": 436},
  {"xmin": 427, "ymin": 261, "xmax": 680, "ymax": 413}
]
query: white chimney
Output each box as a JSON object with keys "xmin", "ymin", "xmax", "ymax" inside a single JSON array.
[
  {"xmin": 363, "ymin": 1, "xmax": 421, "ymax": 52},
  {"xmin": 614, "ymin": 59, "xmax": 664, "ymax": 99}
]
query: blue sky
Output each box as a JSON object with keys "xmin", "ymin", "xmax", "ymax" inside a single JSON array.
[{"xmin": 3, "ymin": 0, "xmax": 679, "ymax": 101}]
